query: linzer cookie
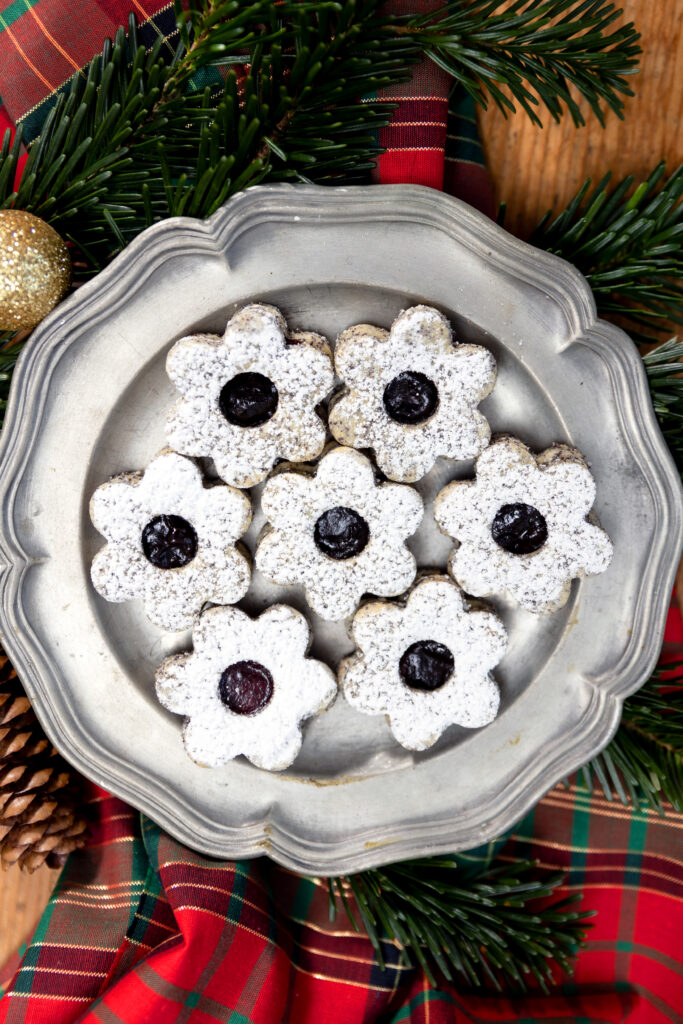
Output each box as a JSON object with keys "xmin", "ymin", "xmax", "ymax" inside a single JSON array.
[
  {"xmin": 165, "ymin": 303, "xmax": 334, "ymax": 488},
  {"xmin": 328, "ymin": 305, "xmax": 496, "ymax": 482},
  {"xmin": 434, "ymin": 436, "xmax": 613, "ymax": 615},
  {"xmin": 255, "ymin": 445, "xmax": 424, "ymax": 621},
  {"xmin": 90, "ymin": 450, "xmax": 251, "ymax": 631},
  {"xmin": 155, "ymin": 604, "xmax": 337, "ymax": 770},
  {"xmin": 339, "ymin": 575, "xmax": 506, "ymax": 751}
]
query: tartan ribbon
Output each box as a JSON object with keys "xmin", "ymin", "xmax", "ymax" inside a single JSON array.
[{"xmin": 0, "ymin": 2, "xmax": 682, "ymax": 1022}]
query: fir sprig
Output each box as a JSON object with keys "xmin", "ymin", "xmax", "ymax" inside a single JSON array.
[
  {"xmin": 0, "ymin": 1, "xmax": 643, "ymax": 268},
  {"xmin": 329, "ymin": 662, "xmax": 682, "ymax": 989},
  {"xmin": 529, "ymin": 162, "xmax": 683, "ymax": 345},
  {"xmin": 417, "ymin": 0, "xmax": 641, "ymax": 128},
  {"xmin": 582, "ymin": 661, "xmax": 683, "ymax": 812},
  {"xmin": 330, "ymin": 858, "xmax": 592, "ymax": 991},
  {"xmin": 642, "ymin": 338, "xmax": 683, "ymax": 469}
]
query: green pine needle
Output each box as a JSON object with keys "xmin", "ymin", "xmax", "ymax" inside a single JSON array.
[
  {"xmin": 529, "ymin": 162, "xmax": 683, "ymax": 346},
  {"xmin": 0, "ymin": 1, "xmax": 642, "ymax": 276},
  {"xmin": 582, "ymin": 661, "xmax": 683, "ymax": 812},
  {"xmin": 0, "ymin": 6, "xmax": 675, "ymax": 994},
  {"xmin": 329, "ymin": 660, "xmax": 682, "ymax": 990},
  {"xmin": 329, "ymin": 858, "xmax": 593, "ymax": 991},
  {"xmin": 642, "ymin": 337, "xmax": 683, "ymax": 469},
  {"xmin": 416, "ymin": 0, "xmax": 641, "ymax": 128}
]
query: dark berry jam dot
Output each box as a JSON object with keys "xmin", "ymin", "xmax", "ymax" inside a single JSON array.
[
  {"xmin": 314, "ymin": 506, "xmax": 370, "ymax": 560},
  {"xmin": 219, "ymin": 660, "xmax": 274, "ymax": 715},
  {"xmin": 383, "ymin": 371, "xmax": 439, "ymax": 425},
  {"xmin": 399, "ymin": 640, "xmax": 455, "ymax": 692},
  {"xmin": 219, "ymin": 372, "xmax": 278, "ymax": 427},
  {"xmin": 141, "ymin": 514, "xmax": 198, "ymax": 569},
  {"xmin": 491, "ymin": 502, "xmax": 548, "ymax": 555}
]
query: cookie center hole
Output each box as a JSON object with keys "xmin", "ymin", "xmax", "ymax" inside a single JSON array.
[
  {"xmin": 383, "ymin": 371, "xmax": 439, "ymax": 425},
  {"xmin": 219, "ymin": 660, "xmax": 274, "ymax": 715},
  {"xmin": 219, "ymin": 372, "xmax": 279, "ymax": 427},
  {"xmin": 491, "ymin": 502, "xmax": 548, "ymax": 554},
  {"xmin": 314, "ymin": 506, "xmax": 370, "ymax": 560},
  {"xmin": 399, "ymin": 640, "xmax": 454, "ymax": 691},
  {"xmin": 141, "ymin": 514, "xmax": 198, "ymax": 569}
]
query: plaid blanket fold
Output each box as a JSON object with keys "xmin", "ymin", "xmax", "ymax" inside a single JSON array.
[{"xmin": 0, "ymin": 1, "xmax": 682, "ymax": 1021}]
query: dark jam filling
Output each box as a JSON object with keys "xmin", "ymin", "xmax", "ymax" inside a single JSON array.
[
  {"xmin": 383, "ymin": 371, "xmax": 439, "ymax": 425},
  {"xmin": 399, "ymin": 640, "xmax": 455, "ymax": 692},
  {"xmin": 141, "ymin": 514, "xmax": 198, "ymax": 569},
  {"xmin": 313, "ymin": 506, "xmax": 370, "ymax": 560},
  {"xmin": 219, "ymin": 660, "xmax": 274, "ymax": 715},
  {"xmin": 219, "ymin": 371, "xmax": 279, "ymax": 427},
  {"xmin": 491, "ymin": 502, "xmax": 548, "ymax": 555}
]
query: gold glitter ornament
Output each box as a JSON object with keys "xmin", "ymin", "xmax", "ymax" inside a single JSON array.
[{"xmin": 0, "ymin": 210, "xmax": 71, "ymax": 331}]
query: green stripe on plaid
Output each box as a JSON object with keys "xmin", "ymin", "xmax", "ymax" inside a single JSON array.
[
  {"xmin": 570, "ymin": 784, "xmax": 590, "ymax": 886},
  {"xmin": 0, "ymin": 0, "xmax": 41, "ymax": 33},
  {"xmin": 390, "ymin": 989, "xmax": 456, "ymax": 1022},
  {"xmin": 9, "ymin": 868, "xmax": 61, "ymax": 995},
  {"xmin": 445, "ymin": 95, "xmax": 486, "ymax": 168},
  {"xmin": 136, "ymin": 961, "xmax": 253, "ymax": 1023}
]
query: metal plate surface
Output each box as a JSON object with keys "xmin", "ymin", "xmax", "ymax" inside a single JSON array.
[{"xmin": 0, "ymin": 184, "xmax": 680, "ymax": 875}]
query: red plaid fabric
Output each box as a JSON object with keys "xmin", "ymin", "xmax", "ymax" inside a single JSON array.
[
  {"xmin": 0, "ymin": 2, "xmax": 177, "ymax": 135},
  {"xmin": 1, "ymin": 2, "xmax": 682, "ymax": 1022},
  {"xmin": 1, "ymin": 783, "xmax": 682, "ymax": 1023}
]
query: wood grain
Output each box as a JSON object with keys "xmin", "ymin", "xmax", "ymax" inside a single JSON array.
[
  {"xmin": 0, "ymin": 0, "xmax": 680, "ymax": 977},
  {"xmin": 478, "ymin": 0, "xmax": 683, "ymax": 238},
  {"xmin": 0, "ymin": 866, "xmax": 58, "ymax": 968}
]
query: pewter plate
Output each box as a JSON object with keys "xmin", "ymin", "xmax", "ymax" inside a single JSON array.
[{"xmin": 0, "ymin": 184, "xmax": 680, "ymax": 875}]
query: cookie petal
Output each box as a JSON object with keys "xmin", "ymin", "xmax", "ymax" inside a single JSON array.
[
  {"xmin": 543, "ymin": 460, "xmax": 597, "ymax": 521},
  {"xmin": 261, "ymin": 472, "xmax": 314, "ymax": 530},
  {"xmin": 257, "ymin": 604, "xmax": 312, "ymax": 658},
  {"xmin": 183, "ymin": 714, "xmax": 239, "ymax": 768},
  {"xmin": 245, "ymin": 725, "xmax": 303, "ymax": 772},
  {"xmin": 155, "ymin": 653, "xmax": 204, "ymax": 715},
  {"xmin": 374, "ymin": 482, "xmax": 424, "ymax": 538},
  {"xmin": 139, "ymin": 451, "xmax": 204, "ymax": 505},
  {"xmin": 194, "ymin": 484, "xmax": 252, "ymax": 544},
  {"xmin": 90, "ymin": 477, "xmax": 143, "ymax": 543},
  {"xmin": 391, "ymin": 305, "xmax": 453, "ymax": 354},
  {"xmin": 166, "ymin": 336, "xmax": 225, "ymax": 398},
  {"xmin": 143, "ymin": 567, "xmax": 205, "ymax": 632},
  {"xmin": 91, "ymin": 544, "xmax": 146, "ymax": 602}
]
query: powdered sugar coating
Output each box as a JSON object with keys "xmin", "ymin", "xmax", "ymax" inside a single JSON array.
[
  {"xmin": 340, "ymin": 575, "xmax": 505, "ymax": 750},
  {"xmin": 328, "ymin": 305, "xmax": 496, "ymax": 482},
  {"xmin": 434, "ymin": 436, "xmax": 613, "ymax": 615},
  {"xmin": 90, "ymin": 450, "xmax": 251, "ymax": 631},
  {"xmin": 165, "ymin": 303, "xmax": 334, "ymax": 488},
  {"xmin": 155, "ymin": 604, "xmax": 337, "ymax": 770},
  {"xmin": 255, "ymin": 446, "xmax": 424, "ymax": 621}
]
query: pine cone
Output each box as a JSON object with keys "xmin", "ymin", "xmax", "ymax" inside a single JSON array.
[{"xmin": 0, "ymin": 653, "xmax": 88, "ymax": 871}]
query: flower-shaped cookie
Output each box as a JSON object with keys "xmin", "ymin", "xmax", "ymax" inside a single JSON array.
[
  {"xmin": 340, "ymin": 575, "xmax": 506, "ymax": 750},
  {"xmin": 166, "ymin": 303, "xmax": 334, "ymax": 488},
  {"xmin": 255, "ymin": 446, "xmax": 424, "ymax": 621},
  {"xmin": 434, "ymin": 436, "xmax": 613, "ymax": 614},
  {"xmin": 155, "ymin": 604, "xmax": 337, "ymax": 770},
  {"xmin": 328, "ymin": 305, "xmax": 496, "ymax": 482},
  {"xmin": 90, "ymin": 450, "xmax": 251, "ymax": 631}
]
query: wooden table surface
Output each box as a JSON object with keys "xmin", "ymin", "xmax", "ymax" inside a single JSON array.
[{"xmin": 1, "ymin": 0, "xmax": 681, "ymax": 974}]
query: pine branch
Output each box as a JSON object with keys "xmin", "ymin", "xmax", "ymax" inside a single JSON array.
[
  {"xmin": 642, "ymin": 338, "xmax": 683, "ymax": 469},
  {"xmin": 0, "ymin": 1, "xmax": 643, "ymax": 268},
  {"xmin": 581, "ymin": 661, "xmax": 683, "ymax": 812},
  {"xmin": 415, "ymin": 0, "xmax": 641, "ymax": 128},
  {"xmin": 331, "ymin": 661, "xmax": 681, "ymax": 988},
  {"xmin": 330, "ymin": 858, "xmax": 592, "ymax": 991},
  {"xmin": 528, "ymin": 162, "xmax": 683, "ymax": 345}
]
